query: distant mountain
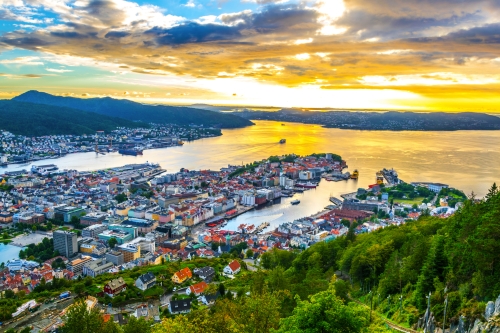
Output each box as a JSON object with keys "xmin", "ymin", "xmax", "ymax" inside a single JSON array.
[
  {"xmin": 239, "ymin": 109, "xmax": 500, "ymax": 131},
  {"xmin": 0, "ymin": 100, "xmax": 148, "ymax": 136},
  {"xmin": 14, "ymin": 91, "xmax": 253, "ymax": 129}
]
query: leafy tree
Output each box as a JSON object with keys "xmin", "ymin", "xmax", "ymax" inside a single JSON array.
[
  {"xmin": 123, "ymin": 316, "xmax": 152, "ymax": 333},
  {"xmin": 108, "ymin": 237, "xmax": 118, "ymax": 249},
  {"xmin": 60, "ymin": 300, "xmax": 106, "ymax": 333},
  {"xmin": 276, "ymin": 283, "xmax": 368, "ymax": 333},
  {"xmin": 5, "ymin": 289, "xmax": 15, "ymax": 299},
  {"xmin": 261, "ymin": 252, "xmax": 272, "ymax": 269},
  {"xmin": 218, "ymin": 283, "xmax": 226, "ymax": 296},
  {"xmin": 73, "ymin": 283, "xmax": 85, "ymax": 295},
  {"xmin": 245, "ymin": 249, "xmax": 254, "ymax": 258},
  {"xmin": 19, "ymin": 327, "xmax": 32, "ymax": 333}
]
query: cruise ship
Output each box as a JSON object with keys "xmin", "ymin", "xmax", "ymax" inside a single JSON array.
[{"xmin": 31, "ymin": 164, "xmax": 58, "ymax": 175}]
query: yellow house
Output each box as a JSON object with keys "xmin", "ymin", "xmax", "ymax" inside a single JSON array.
[
  {"xmin": 80, "ymin": 244, "xmax": 95, "ymax": 254},
  {"xmin": 172, "ymin": 267, "xmax": 192, "ymax": 284}
]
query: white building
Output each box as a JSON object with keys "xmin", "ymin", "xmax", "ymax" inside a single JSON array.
[
  {"xmin": 299, "ymin": 171, "xmax": 313, "ymax": 180},
  {"xmin": 223, "ymin": 260, "xmax": 241, "ymax": 275}
]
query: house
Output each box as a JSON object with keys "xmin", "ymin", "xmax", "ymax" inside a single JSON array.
[
  {"xmin": 104, "ymin": 277, "xmax": 127, "ymax": 297},
  {"xmin": 134, "ymin": 303, "xmax": 161, "ymax": 322},
  {"xmin": 193, "ymin": 266, "xmax": 215, "ymax": 282},
  {"xmin": 201, "ymin": 292, "xmax": 220, "ymax": 306},
  {"xmin": 223, "ymin": 260, "xmax": 241, "ymax": 275},
  {"xmin": 135, "ymin": 272, "xmax": 156, "ymax": 291},
  {"xmin": 168, "ymin": 299, "xmax": 191, "ymax": 315},
  {"xmin": 171, "ymin": 267, "xmax": 192, "ymax": 284},
  {"xmin": 186, "ymin": 281, "xmax": 208, "ymax": 296}
]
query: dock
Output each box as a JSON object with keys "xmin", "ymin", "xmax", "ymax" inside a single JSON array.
[
  {"xmin": 254, "ymin": 222, "xmax": 270, "ymax": 234},
  {"xmin": 329, "ymin": 197, "xmax": 343, "ymax": 206},
  {"xmin": 226, "ymin": 206, "xmax": 255, "ymax": 220},
  {"xmin": 381, "ymin": 168, "xmax": 401, "ymax": 185}
]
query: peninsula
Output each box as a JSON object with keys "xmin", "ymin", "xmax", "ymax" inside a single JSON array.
[{"xmin": 237, "ymin": 109, "xmax": 500, "ymax": 131}]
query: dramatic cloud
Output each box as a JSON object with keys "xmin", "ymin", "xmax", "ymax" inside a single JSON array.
[{"xmin": 0, "ymin": 0, "xmax": 500, "ymax": 110}]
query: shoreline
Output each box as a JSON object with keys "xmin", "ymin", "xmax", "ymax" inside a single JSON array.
[
  {"xmin": 1, "ymin": 133, "xmax": 222, "ymax": 170},
  {"xmin": 244, "ymin": 118, "xmax": 500, "ymax": 132}
]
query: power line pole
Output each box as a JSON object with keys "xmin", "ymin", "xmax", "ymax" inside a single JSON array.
[
  {"xmin": 443, "ymin": 287, "xmax": 448, "ymax": 333},
  {"xmin": 369, "ymin": 290, "xmax": 373, "ymax": 323},
  {"xmin": 424, "ymin": 292, "xmax": 431, "ymax": 333}
]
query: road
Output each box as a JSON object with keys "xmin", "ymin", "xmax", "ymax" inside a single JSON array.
[
  {"xmin": 160, "ymin": 287, "xmax": 188, "ymax": 308},
  {"xmin": 244, "ymin": 259, "xmax": 259, "ymax": 272}
]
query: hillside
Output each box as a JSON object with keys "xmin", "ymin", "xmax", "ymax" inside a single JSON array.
[
  {"xmin": 260, "ymin": 183, "xmax": 500, "ymax": 331},
  {"xmin": 0, "ymin": 100, "xmax": 148, "ymax": 136},
  {"xmin": 239, "ymin": 109, "xmax": 500, "ymax": 131},
  {"xmin": 14, "ymin": 91, "xmax": 254, "ymax": 129}
]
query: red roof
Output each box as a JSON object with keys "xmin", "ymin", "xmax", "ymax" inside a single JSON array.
[{"xmin": 228, "ymin": 260, "xmax": 241, "ymax": 272}]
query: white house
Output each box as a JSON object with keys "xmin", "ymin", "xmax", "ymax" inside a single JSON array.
[
  {"xmin": 135, "ymin": 272, "xmax": 156, "ymax": 291},
  {"xmin": 223, "ymin": 260, "xmax": 241, "ymax": 275}
]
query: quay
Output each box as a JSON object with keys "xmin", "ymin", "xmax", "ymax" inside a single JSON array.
[
  {"xmin": 254, "ymin": 222, "xmax": 270, "ymax": 234},
  {"xmin": 329, "ymin": 197, "xmax": 343, "ymax": 206},
  {"xmin": 381, "ymin": 168, "xmax": 402, "ymax": 185},
  {"xmin": 227, "ymin": 206, "xmax": 255, "ymax": 220}
]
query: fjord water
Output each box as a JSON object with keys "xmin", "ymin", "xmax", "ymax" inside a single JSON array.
[{"xmin": 5, "ymin": 120, "xmax": 499, "ymax": 197}]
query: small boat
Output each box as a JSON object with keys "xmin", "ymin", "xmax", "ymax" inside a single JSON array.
[
  {"xmin": 279, "ymin": 139, "xmax": 286, "ymax": 144},
  {"xmin": 350, "ymin": 169, "xmax": 359, "ymax": 180},
  {"xmin": 291, "ymin": 199, "xmax": 300, "ymax": 205},
  {"xmin": 281, "ymin": 124, "xmax": 285, "ymax": 126}
]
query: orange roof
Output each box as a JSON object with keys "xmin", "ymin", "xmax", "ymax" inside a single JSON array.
[
  {"xmin": 174, "ymin": 267, "xmax": 192, "ymax": 280},
  {"xmin": 189, "ymin": 281, "xmax": 208, "ymax": 295}
]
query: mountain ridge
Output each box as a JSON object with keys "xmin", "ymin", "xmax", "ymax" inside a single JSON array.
[
  {"xmin": 13, "ymin": 91, "xmax": 253, "ymax": 129},
  {"xmin": 0, "ymin": 100, "xmax": 148, "ymax": 136}
]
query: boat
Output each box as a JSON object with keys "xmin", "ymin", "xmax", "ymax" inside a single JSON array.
[
  {"xmin": 291, "ymin": 199, "xmax": 300, "ymax": 205},
  {"xmin": 376, "ymin": 171, "xmax": 384, "ymax": 185},
  {"xmin": 281, "ymin": 123, "xmax": 285, "ymax": 126},
  {"xmin": 279, "ymin": 139, "xmax": 286, "ymax": 144},
  {"xmin": 31, "ymin": 164, "xmax": 58, "ymax": 175},
  {"xmin": 296, "ymin": 182, "xmax": 317, "ymax": 188},
  {"xmin": 118, "ymin": 148, "xmax": 143, "ymax": 156},
  {"xmin": 178, "ymin": 140, "xmax": 185, "ymax": 145},
  {"xmin": 205, "ymin": 218, "xmax": 225, "ymax": 227},
  {"xmin": 350, "ymin": 169, "xmax": 359, "ymax": 180}
]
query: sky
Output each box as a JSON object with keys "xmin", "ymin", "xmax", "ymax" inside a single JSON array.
[{"xmin": 1, "ymin": 0, "xmax": 500, "ymax": 111}]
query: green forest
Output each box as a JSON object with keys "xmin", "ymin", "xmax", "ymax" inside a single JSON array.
[
  {"xmin": 13, "ymin": 91, "xmax": 254, "ymax": 129},
  {"xmin": 0, "ymin": 101, "xmax": 147, "ymax": 136}
]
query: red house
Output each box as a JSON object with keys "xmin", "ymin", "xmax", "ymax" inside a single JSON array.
[{"xmin": 104, "ymin": 277, "xmax": 127, "ymax": 297}]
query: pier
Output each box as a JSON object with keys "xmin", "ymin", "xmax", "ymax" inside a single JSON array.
[{"xmin": 329, "ymin": 197, "xmax": 343, "ymax": 206}]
